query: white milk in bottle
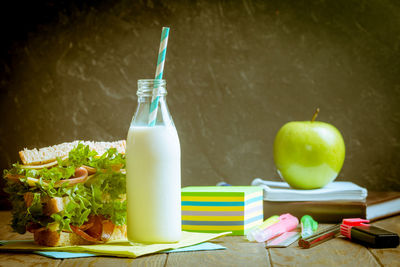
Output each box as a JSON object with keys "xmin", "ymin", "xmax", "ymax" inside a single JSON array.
[{"xmin": 126, "ymin": 79, "xmax": 181, "ymax": 243}]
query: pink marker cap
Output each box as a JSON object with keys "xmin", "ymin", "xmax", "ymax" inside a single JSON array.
[
  {"xmin": 340, "ymin": 218, "xmax": 370, "ymax": 239},
  {"xmin": 277, "ymin": 213, "xmax": 299, "ymax": 231}
]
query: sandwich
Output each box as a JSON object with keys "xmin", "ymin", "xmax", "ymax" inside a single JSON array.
[{"xmin": 3, "ymin": 140, "xmax": 127, "ymax": 246}]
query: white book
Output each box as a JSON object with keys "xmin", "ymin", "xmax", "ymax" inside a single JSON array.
[{"xmin": 251, "ymin": 178, "xmax": 367, "ymax": 202}]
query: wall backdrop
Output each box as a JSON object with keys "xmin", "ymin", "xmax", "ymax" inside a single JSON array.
[{"xmin": 1, "ymin": 0, "xmax": 399, "ymax": 207}]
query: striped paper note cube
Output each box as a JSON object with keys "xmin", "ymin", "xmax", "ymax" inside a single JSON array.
[{"xmin": 181, "ymin": 186, "xmax": 264, "ymax": 235}]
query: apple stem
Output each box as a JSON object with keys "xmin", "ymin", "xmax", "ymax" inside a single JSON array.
[{"xmin": 311, "ymin": 108, "xmax": 320, "ymax": 122}]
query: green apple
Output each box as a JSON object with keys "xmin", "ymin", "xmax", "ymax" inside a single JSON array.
[{"xmin": 273, "ymin": 109, "xmax": 345, "ymax": 189}]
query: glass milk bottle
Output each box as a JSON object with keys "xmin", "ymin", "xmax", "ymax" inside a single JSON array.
[{"xmin": 126, "ymin": 79, "xmax": 181, "ymax": 243}]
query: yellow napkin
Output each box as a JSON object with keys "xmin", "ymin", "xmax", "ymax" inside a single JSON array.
[{"xmin": 0, "ymin": 231, "xmax": 230, "ymax": 258}]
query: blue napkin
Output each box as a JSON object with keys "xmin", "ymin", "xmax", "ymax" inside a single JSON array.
[
  {"xmin": 165, "ymin": 242, "xmax": 226, "ymax": 253},
  {"xmin": 33, "ymin": 251, "xmax": 96, "ymax": 258}
]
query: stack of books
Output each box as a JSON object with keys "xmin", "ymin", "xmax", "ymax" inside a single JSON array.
[
  {"xmin": 181, "ymin": 186, "xmax": 264, "ymax": 235},
  {"xmin": 251, "ymin": 178, "xmax": 400, "ymax": 223}
]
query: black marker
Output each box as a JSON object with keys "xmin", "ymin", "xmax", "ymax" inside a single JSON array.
[{"xmin": 340, "ymin": 218, "xmax": 399, "ymax": 248}]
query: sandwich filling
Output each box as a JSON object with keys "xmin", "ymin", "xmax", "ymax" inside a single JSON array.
[{"xmin": 3, "ymin": 143, "xmax": 126, "ymax": 243}]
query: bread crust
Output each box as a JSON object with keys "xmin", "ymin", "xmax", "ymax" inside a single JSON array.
[
  {"xmin": 19, "ymin": 140, "xmax": 126, "ymax": 165},
  {"xmin": 34, "ymin": 224, "xmax": 127, "ymax": 247}
]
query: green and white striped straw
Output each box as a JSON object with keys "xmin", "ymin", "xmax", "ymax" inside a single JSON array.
[{"xmin": 148, "ymin": 27, "xmax": 170, "ymax": 126}]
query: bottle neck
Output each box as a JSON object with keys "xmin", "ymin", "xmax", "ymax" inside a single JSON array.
[
  {"xmin": 131, "ymin": 79, "xmax": 174, "ymax": 127},
  {"xmin": 137, "ymin": 79, "xmax": 167, "ymax": 99}
]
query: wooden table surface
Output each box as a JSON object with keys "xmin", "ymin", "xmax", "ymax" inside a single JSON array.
[{"xmin": 0, "ymin": 211, "xmax": 399, "ymax": 267}]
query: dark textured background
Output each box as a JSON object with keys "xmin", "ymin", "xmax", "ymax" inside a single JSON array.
[{"xmin": 1, "ymin": 0, "xmax": 399, "ymax": 207}]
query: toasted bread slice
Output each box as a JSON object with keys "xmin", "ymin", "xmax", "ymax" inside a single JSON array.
[
  {"xmin": 34, "ymin": 224, "xmax": 127, "ymax": 246},
  {"xmin": 23, "ymin": 193, "xmax": 70, "ymax": 215},
  {"xmin": 25, "ymin": 193, "xmax": 125, "ymax": 216},
  {"xmin": 42, "ymin": 196, "xmax": 70, "ymax": 216},
  {"xmin": 19, "ymin": 140, "xmax": 126, "ymax": 165}
]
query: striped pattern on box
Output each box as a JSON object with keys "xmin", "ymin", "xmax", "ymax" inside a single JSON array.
[{"xmin": 181, "ymin": 186, "xmax": 264, "ymax": 235}]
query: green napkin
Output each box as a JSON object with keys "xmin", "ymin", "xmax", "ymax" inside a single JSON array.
[{"xmin": 0, "ymin": 231, "xmax": 230, "ymax": 258}]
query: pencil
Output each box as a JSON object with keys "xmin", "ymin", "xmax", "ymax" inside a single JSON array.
[{"xmin": 298, "ymin": 224, "xmax": 341, "ymax": 248}]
